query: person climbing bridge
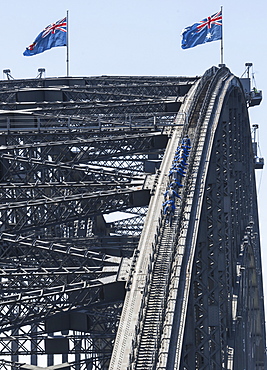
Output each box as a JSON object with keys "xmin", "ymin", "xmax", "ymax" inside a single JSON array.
[{"xmin": 164, "ymin": 187, "xmax": 181, "ymax": 201}]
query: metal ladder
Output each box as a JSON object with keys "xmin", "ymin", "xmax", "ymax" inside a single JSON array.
[{"xmin": 133, "ymin": 214, "xmax": 177, "ymax": 369}]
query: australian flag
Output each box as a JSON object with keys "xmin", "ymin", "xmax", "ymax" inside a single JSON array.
[
  {"xmin": 23, "ymin": 17, "xmax": 67, "ymax": 56},
  {"xmin": 181, "ymin": 10, "xmax": 222, "ymax": 49}
]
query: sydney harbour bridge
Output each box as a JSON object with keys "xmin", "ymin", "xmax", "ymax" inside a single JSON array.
[{"xmin": 0, "ymin": 65, "xmax": 265, "ymax": 369}]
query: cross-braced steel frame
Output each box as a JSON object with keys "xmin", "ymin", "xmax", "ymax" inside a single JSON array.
[{"xmin": 0, "ymin": 69, "xmax": 265, "ymax": 370}]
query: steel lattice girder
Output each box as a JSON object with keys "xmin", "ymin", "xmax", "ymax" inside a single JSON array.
[
  {"xmin": 0, "ymin": 76, "xmax": 198, "ymax": 104},
  {"xmin": 0, "ymin": 101, "xmax": 177, "ymax": 116},
  {"xmin": 0, "ymin": 111, "xmax": 177, "ymax": 132}
]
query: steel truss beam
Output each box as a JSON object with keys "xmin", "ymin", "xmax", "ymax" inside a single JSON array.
[
  {"xmin": 0, "ymin": 112, "xmax": 177, "ymax": 133},
  {"xmin": 0, "ymin": 75, "xmax": 198, "ymax": 102}
]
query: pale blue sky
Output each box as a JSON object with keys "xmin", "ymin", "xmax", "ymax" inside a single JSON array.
[{"xmin": 1, "ymin": 0, "xmax": 267, "ymax": 317}]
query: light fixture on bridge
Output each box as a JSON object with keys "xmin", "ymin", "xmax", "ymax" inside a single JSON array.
[
  {"xmin": 3, "ymin": 69, "xmax": 14, "ymax": 80},
  {"xmin": 245, "ymin": 62, "xmax": 253, "ymax": 78},
  {"xmin": 36, "ymin": 68, "xmax": 46, "ymax": 79}
]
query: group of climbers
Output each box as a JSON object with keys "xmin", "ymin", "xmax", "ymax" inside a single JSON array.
[{"xmin": 162, "ymin": 135, "xmax": 191, "ymax": 222}]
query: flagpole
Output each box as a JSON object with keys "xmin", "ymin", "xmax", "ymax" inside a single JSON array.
[
  {"xmin": 66, "ymin": 10, "xmax": 69, "ymax": 76},
  {"xmin": 220, "ymin": 6, "xmax": 223, "ymax": 65}
]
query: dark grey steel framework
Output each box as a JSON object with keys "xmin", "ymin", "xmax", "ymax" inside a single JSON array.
[{"xmin": 0, "ymin": 67, "xmax": 265, "ymax": 370}]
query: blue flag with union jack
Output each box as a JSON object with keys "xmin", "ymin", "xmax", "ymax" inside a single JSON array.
[
  {"xmin": 23, "ymin": 17, "xmax": 67, "ymax": 56},
  {"xmin": 181, "ymin": 10, "xmax": 222, "ymax": 49}
]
